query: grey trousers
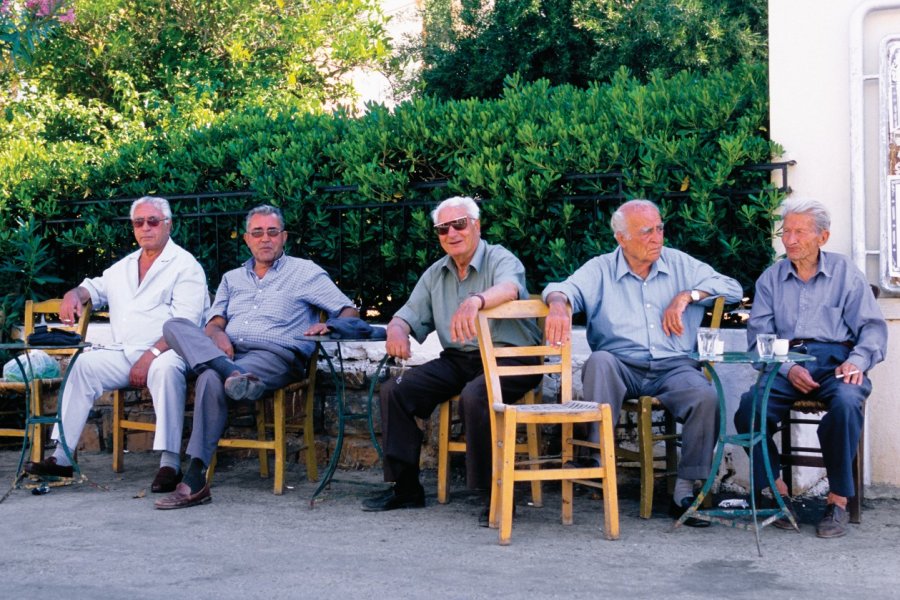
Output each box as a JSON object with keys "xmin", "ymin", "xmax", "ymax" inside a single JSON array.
[
  {"xmin": 582, "ymin": 351, "xmax": 719, "ymax": 481},
  {"xmin": 162, "ymin": 318, "xmax": 303, "ymax": 465}
]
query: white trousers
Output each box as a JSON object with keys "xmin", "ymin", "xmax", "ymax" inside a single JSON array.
[{"xmin": 52, "ymin": 348, "xmax": 188, "ymax": 453}]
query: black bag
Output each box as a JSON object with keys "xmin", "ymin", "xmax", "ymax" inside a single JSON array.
[
  {"xmin": 27, "ymin": 325, "xmax": 83, "ymax": 346},
  {"xmin": 324, "ymin": 317, "xmax": 387, "ymax": 340}
]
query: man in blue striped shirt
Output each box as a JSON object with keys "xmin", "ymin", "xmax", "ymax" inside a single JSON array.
[{"xmin": 155, "ymin": 205, "xmax": 358, "ymax": 509}]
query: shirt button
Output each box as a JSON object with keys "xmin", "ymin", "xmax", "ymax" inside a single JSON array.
[
  {"xmin": 253, "ymin": 305, "xmax": 258, "ymax": 309},
  {"xmin": 649, "ymin": 324, "xmax": 654, "ymax": 329},
  {"xmin": 646, "ymin": 304, "xmax": 651, "ymax": 308}
]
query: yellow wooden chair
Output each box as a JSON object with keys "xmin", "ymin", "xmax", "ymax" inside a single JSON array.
[
  {"xmin": 0, "ymin": 299, "xmax": 92, "ymax": 462},
  {"xmin": 476, "ymin": 299, "xmax": 619, "ymax": 545},
  {"xmin": 616, "ymin": 296, "xmax": 725, "ymax": 519},
  {"xmin": 113, "ymin": 355, "xmax": 319, "ymax": 494}
]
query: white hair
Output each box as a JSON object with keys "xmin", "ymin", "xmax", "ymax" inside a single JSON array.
[
  {"xmin": 610, "ymin": 199, "xmax": 660, "ymax": 237},
  {"xmin": 130, "ymin": 196, "xmax": 172, "ymax": 220},
  {"xmin": 431, "ymin": 196, "xmax": 480, "ymax": 224}
]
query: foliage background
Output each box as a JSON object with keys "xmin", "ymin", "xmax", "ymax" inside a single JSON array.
[{"xmin": 0, "ymin": 0, "xmax": 780, "ymax": 331}]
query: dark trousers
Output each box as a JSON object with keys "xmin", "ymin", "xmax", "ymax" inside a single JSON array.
[
  {"xmin": 733, "ymin": 341, "xmax": 869, "ymax": 498},
  {"xmin": 379, "ymin": 348, "xmax": 542, "ymax": 491}
]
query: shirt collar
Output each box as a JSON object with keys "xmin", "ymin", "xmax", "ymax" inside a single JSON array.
[
  {"xmin": 244, "ymin": 252, "xmax": 287, "ymax": 273},
  {"xmin": 781, "ymin": 250, "xmax": 831, "ymax": 281},
  {"xmin": 613, "ymin": 246, "xmax": 669, "ymax": 281},
  {"xmin": 440, "ymin": 239, "xmax": 487, "ymax": 276}
]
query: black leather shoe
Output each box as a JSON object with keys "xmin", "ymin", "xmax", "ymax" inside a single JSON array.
[
  {"xmin": 769, "ymin": 495, "xmax": 800, "ymax": 530},
  {"xmin": 24, "ymin": 457, "xmax": 73, "ymax": 478},
  {"xmin": 669, "ymin": 497, "xmax": 711, "ymax": 528},
  {"xmin": 816, "ymin": 503, "xmax": 849, "ymax": 538},
  {"xmin": 361, "ymin": 484, "xmax": 425, "ymax": 512}
]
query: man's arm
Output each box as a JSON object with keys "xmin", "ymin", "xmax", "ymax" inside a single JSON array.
[
  {"xmin": 449, "ymin": 281, "xmax": 520, "ymax": 343},
  {"xmin": 385, "ymin": 317, "xmax": 413, "ymax": 360},
  {"xmin": 128, "ymin": 336, "xmax": 173, "ymax": 388},
  {"xmin": 204, "ymin": 315, "xmax": 234, "ymax": 359},
  {"xmin": 544, "ymin": 291, "xmax": 572, "ymax": 347},
  {"xmin": 304, "ymin": 306, "xmax": 360, "ymax": 336},
  {"xmin": 59, "ymin": 286, "xmax": 91, "ymax": 325}
]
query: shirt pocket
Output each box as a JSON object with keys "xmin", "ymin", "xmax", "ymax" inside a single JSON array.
[{"xmin": 814, "ymin": 305, "xmax": 845, "ymax": 333}]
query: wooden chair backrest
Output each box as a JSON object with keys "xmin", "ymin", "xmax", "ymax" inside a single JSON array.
[
  {"xmin": 24, "ymin": 298, "xmax": 93, "ymax": 356},
  {"xmin": 475, "ymin": 299, "xmax": 572, "ymax": 412}
]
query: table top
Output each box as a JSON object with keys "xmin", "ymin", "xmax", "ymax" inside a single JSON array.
[
  {"xmin": 690, "ymin": 351, "xmax": 816, "ymax": 364},
  {"xmin": 297, "ymin": 335, "xmax": 386, "ymax": 344},
  {"xmin": 0, "ymin": 342, "xmax": 91, "ymax": 351}
]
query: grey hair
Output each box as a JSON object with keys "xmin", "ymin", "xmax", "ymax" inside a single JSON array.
[
  {"xmin": 245, "ymin": 205, "xmax": 285, "ymax": 230},
  {"xmin": 130, "ymin": 196, "xmax": 172, "ymax": 220},
  {"xmin": 610, "ymin": 199, "xmax": 660, "ymax": 237},
  {"xmin": 780, "ymin": 197, "xmax": 831, "ymax": 233},
  {"xmin": 431, "ymin": 196, "xmax": 480, "ymax": 225}
]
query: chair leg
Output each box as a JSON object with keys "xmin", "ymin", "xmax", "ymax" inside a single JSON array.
[
  {"xmin": 273, "ymin": 388, "xmax": 285, "ymax": 495},
  {"xmin": 303, "ymin": 365, "xmax": 318, "ymax": 482},
  {"xmin": 850, "ymin": 407, "xmax": 864, "ymax": 524},
  {"xmin": 112, "ymin": 389, "xmax": 125, "ymax": 473},
  {"xmin": 498, "ymin": 412, "xmax": 518, "ymax": 545},
  {"xmin": 525, "ymin": 421, "xmax": 543, "ymax": 507},
  {"xmin": 256, "ymin": 401, "xmax": 270, "ymax": 479},
  {"xmin": 489, "ymin": 411, "xmax": 505, "ymax": 530},
  {"xmin": 30, "ymin": 380, "xmax": 44, "ymax": 464},
  {"xmin": 637, "ymin": 397, "xmax": 654, "ymax": 519},
  {"xmin": 437, "ymin": 399, "xmax": 452, "ymax": 504},
  {"xmin": 599, "ymin": 405, "xmax": 620, "ymax": 540},
  {"xmin": 206, "ymin": 453, "xmax": 218, "ymax": 485},
  {"xmin": 781, "ymin": 415, "xmax": 794, "ymax": 496},
  {"xmin": 561, "ymin": 422, "xmax": 574, "ymax": 526}
]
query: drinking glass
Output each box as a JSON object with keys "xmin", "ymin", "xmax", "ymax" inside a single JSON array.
[
  {"xmin": 756, "ymin": 333, "xmax": 776, "ymax": 359},
  {"xmin": 697, "ymin": 327, "xmax": 719, "ymax": 359}
]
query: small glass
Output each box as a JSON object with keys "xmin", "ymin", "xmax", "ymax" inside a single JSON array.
[
  {"xmin": 756, "ymin": 333, "xmax": 777, "ymax": 359},
  {"xmin": 773, "ymin": 338, "xmax": 789, "ymax": 356},
  {"xmin": 697, "ymin": 327, "xmax": 719, "ymax": 359}
]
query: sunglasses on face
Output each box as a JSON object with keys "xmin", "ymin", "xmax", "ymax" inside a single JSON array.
[
  {"xmin": 248, "ymin": 227, "xmax": 283, "ymax": 239},
  {"xmin": 434, "ymin": 217, "xmax": 470, "ymax": 235},
  {"xmin": 132, "ymin": 216, "xmax": 169, "ymax": 228}
]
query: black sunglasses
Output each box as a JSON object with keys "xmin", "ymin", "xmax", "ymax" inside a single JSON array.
[
  {"xmin": 132, "ymin": 217, "xmax": 169, "ymax": 228},
  {"xmin": 248, "ymin": 227, "xmax": 284, "ymax": 239},
  {"xmin": 434, "ymin": 217, "xmax": 470, "ymax": 235}
]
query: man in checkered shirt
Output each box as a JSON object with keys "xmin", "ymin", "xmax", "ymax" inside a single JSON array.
[{"xmin": 155, "ymin": 205, "xmax": 357, "ymax": 510}]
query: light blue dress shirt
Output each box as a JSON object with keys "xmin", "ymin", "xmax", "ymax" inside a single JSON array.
[
  {"xmin": 748, "ymin": 250, "xmax": 887, "ymax": 376},
  {"xmin": 543, "ymin": 246, "xmax": 743, "ymax": 360}
]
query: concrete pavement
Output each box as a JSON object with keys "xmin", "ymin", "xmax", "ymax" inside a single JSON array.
[{"xmin": 1, "ymin": 450, "xmax": 898, "ymax": 599}]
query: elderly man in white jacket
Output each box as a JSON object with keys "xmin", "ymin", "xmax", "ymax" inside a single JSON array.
[{"xmin": 25, "ymin": 196, "xmax": 209, "ymax": 493}]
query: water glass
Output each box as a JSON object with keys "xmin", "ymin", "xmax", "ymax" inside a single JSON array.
[
  {"xmin": 697, "ymin": 327, "xmax": 719, "ymax": 359},
  {"xmin": 756, "ymin": 333, "xmax": 777, "ymax": 359}
]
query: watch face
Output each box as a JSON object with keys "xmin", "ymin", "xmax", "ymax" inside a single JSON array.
[{"xmin": 691, "ymin": 290, "xmax": 700, "ymax": 302}]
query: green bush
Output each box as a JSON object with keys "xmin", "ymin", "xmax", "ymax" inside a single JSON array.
[{"xmin": 1, "ymin": 65, "xmax": 782, "ymax": 325}]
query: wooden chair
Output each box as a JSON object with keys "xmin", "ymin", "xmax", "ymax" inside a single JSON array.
[
  {"xmin": 437, "ymin": 295, "xmax": 546, "ymax": 505},
  {"xmin": 113, "ymin": 355, "xmax": 319, "ymax": 494},
  {"xmin": 476, "ymin": 299, "xmax": 619, "ymax": 545},
  {"xmin": 616, "ymin": 296, "xmax": 725, "ymax": 519},
  {"xmin": 778, "ymin": 400, "xmax": 865, "ymax": 523},
  {"xmin": 0, "ymin": 299, "xmax": 92, "ymax": 463}
]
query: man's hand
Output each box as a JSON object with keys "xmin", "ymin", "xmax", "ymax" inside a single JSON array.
[
  {"xmin": 787, "ymin": 365, "xmax": 820, "ymax": 394},
  {"xmin": 662, "ymin": 291, "xmax": 692, "ymax": 337},
  {"xmin": 385, "ymin": 322, "xmax": 412, "ymax": 360},
  {"xmin": 210, "ymin": 329, "xmax": 234, "ymax": 359},
  {"xmin": 304, "ymin": 322, "xmax": 329, "ymax": 336},
  {"xmin": 129, "ymin": 353, "xmax": 153, "ymax": 387},
  {"xmin": 59, "ymin": 288, "xmax": 85, "ymax": 325},
  {"xmin": 544, "ymin": 293, "xmax": 571, "ymax": 347},
  {"xmin": 450, "ymin": 296, "xmax": 481, "ymax": 343},
  {"xmin": 834, "ymin": 361, "xmax": 863, "ymax": 386}
]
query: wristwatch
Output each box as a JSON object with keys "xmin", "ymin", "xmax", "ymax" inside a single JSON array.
[
  {"xmin": 689, "ymin": 290, "xmax": 702, "ymax": 303},
  {"xmin": 148, "ymin": 347, "xmax": 161, "ymax": 358}
]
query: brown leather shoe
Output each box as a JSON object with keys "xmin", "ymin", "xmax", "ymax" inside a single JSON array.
[
  {"xmin": 154, "ymin": 482, "xmax": 212, "ymax": 510},
  {"xmin": 24, "ymin": 457, "xmax": 74, "ymax": 478},
  {"xmin": 150, "ymin": 466, "xmax": 183, "ymax": 493}
]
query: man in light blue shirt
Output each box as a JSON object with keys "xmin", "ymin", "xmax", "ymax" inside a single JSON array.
[
  {"xmin": 735, "ymin": 198, "xmax": 887, "ymax": 539},
  {"xmin": 543, "ymin": 199, "xmax": 743, "ymax": 525}
]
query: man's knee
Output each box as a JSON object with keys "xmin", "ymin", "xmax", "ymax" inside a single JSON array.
[
  {"xmin": 162, "ymin": 317, "xmax": 195, "ymax": 344},
  {"xmin": 733, "ymin": 392, "xmax": 754, "ymax": 433},
  {"xmin": 583, "ymin": 350, "xmax": 618, "ymax": 375}
]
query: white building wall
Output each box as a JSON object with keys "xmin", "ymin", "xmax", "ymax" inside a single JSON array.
[{"xmin": 769, "ymin": 0, "xmax": 900, "ymax": 494}]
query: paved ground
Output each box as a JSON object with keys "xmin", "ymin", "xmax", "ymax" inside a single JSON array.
[{"xmin": 1, "ymin": 450, "xmax": 898, "ymax": 599}]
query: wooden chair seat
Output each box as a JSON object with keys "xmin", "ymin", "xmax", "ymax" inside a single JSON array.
[
  {"xmin": 778, "ymin": 398, "xmax": 865, "ymax": 523},
  {"xmin": 113, "ymin": 357, "xmax": 319, "ymax": 495},
  {"xmin": 477, "ymin": 299, "xmax": 619, "ymax": 546}
]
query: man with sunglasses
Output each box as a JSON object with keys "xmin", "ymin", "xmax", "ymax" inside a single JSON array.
[
  {"xmin": 25, "ymin": 196, "xmax": 209, "ymax": 494},
  {"xmin": 362, "ymin": 196, "xmax": 542, "ymax": 525},
  {"xmin": 734, "ymin": 198, "xmax": 886, "ymax": 538},
  {"xmin": 155, "ymin": 204, "xmax": 357, "ymax": 509},
  {"xmin": 543, "ymin": 199, "xmax": 743, "ymax": 526}
]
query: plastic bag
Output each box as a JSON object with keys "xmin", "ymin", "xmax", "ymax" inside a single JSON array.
[{"xmin": 2, "ymin": 350, "xmax": 61, "ymax": 382}]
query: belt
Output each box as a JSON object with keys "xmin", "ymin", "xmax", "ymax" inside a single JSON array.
[{"xmin": 789, "ymin": 338, "xmax": 853, "ymax": 349}]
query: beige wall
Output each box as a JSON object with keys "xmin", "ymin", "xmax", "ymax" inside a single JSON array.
[{"xmin": 770, "ymin": 0, "xmax": 900, "ymax": 494}]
